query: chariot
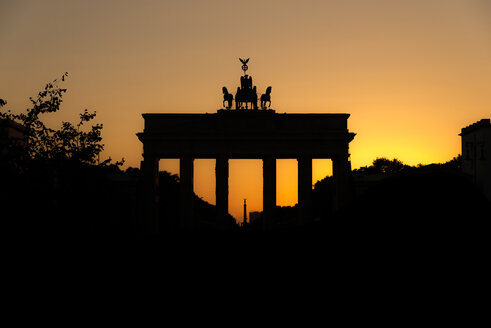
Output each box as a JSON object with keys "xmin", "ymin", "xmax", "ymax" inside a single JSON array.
[{"xmin": 222, "ymin": 58, "xmax": 272, "ymax": 110}]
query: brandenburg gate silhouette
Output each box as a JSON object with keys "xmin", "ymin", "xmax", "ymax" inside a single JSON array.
[{"xmin": 137, "ymin": 59, "xmax": 355, "ymax": 233}]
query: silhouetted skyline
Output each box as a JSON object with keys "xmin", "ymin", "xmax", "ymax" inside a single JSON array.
[{"xmin": 2, "ymin": 0, "xmax": 491, "ymax": 218}]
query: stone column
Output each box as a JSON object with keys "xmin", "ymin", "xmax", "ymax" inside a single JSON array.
[
  {"xmin": 297, "ymin": 156, "xmax": 313, "ymax": 225},
  {"xmin": 180, "ymin": 156, "xmax": 194, "ymax": 230},
  {"xmin": 215, "ymin": 156, "xmax": 229, "ymax": 227},
  {"xmin": 139, "ymin": 155, "xmax": 159, "ymax": 236},
  {"xmin": 262, "ymin": 157, "xmax": 276, "ymax": 229},
  {"xmin": 333, "ymin": 154, "xmax": 352, "ymax": 211}
]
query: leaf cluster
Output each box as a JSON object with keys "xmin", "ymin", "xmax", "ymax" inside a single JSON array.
[
  {"xmin": 0, "ymin": 73, "xmax": 123, "ymax": 169},
  {"xmin": 353, "ymin": 157, "xmax": 409, "ymax": 175}
]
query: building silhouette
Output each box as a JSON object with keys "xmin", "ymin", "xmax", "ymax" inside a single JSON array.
[
  {"xmin": 461, "ymin": 118, "xmax": 491, "ymax": 200},
  {"xmin": 0, "ymin": 118, "xmax": 26, "ymax": 156},
  {"xmin": 249, "ymin": 211, "xmax": 262, "ymax": 224}
]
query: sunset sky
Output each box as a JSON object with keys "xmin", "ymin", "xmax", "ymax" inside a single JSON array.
[{"xmin": 1, "ymin": 0, "xmax": 490, "ymax": 220}]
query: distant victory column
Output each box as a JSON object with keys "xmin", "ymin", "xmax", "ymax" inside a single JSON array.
[{"xmin": 243, "ymin": 198, "xmax": 247, "ymax": 226}]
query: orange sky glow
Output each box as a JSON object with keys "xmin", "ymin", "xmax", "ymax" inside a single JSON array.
[{"xmin": 1, "ymin": 0, "xmax": 490, "ymax": 220}]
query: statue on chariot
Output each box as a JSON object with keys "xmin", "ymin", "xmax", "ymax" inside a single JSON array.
[{"xmin": 222, "ymin": 58, "xmax": 272, "ymax": 111}]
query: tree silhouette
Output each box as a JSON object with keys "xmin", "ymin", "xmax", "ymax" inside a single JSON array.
[
  {"xmin": 1, "ymin": 74, "xmax": 127, "ymax": 240},
  {"xmin": 442, "ymin": 155, "xmax": 461, "ymax": 170},
  {"xmin": 157, "ymin": 171, "xmax": 239, "ymax": 231},
  {"xmin": 0, "ymin": 72, "xmax": 122, "ymax": 170},
  {"xmin": 353, "ymin": 157, "xmax": 408, "ymax": 175}
]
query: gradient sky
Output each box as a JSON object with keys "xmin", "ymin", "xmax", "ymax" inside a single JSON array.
[{"xmin": 1, "ymin": 0, "xmax": 490, "ymax": 220}]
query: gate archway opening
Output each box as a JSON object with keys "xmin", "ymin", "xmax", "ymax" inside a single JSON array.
[{"xmin": 137, "ymin": 111, "xmax": 355, "ymax": 235}]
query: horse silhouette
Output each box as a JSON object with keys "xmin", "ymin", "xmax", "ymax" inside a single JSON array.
[
  {"xmin": 261, "ymin": 86, "xmax": 272, "ymax": 109},
  {"xmin": 222, "ymin": 87, "xmax": 233, "ymax": 109}
]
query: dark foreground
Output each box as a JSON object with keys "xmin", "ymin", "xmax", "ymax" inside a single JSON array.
[{"xmin": 5, "ymin": 167, "xmax": 490, "ymax": 304}]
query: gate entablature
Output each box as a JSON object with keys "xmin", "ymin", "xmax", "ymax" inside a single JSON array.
[{"xmin": 137, "ymin": 112, "xmax": 355, "ymax": 159}]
